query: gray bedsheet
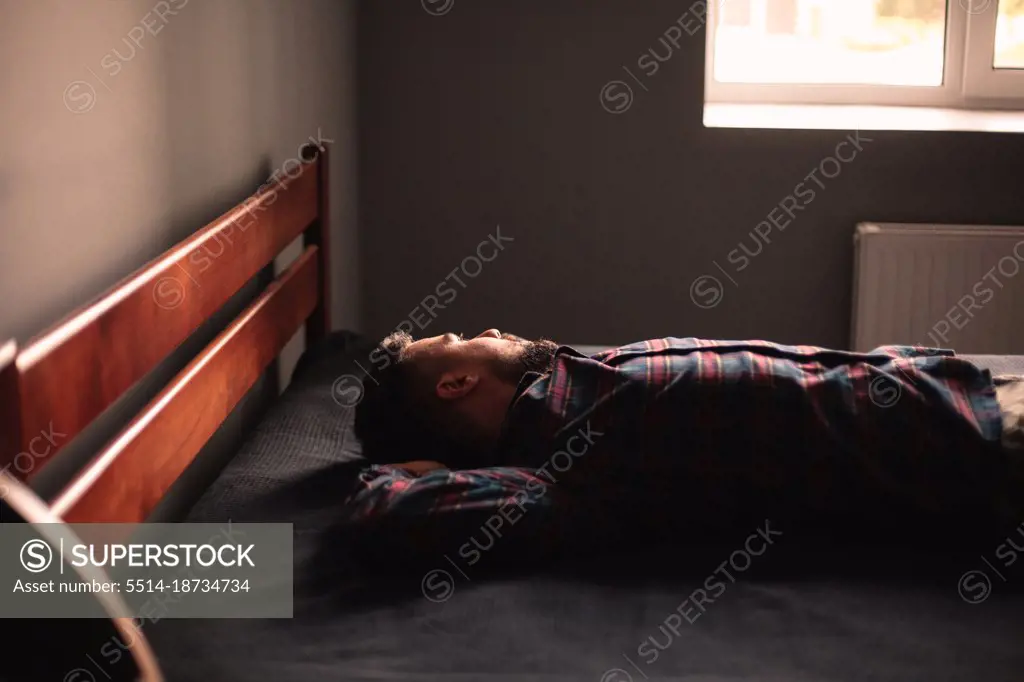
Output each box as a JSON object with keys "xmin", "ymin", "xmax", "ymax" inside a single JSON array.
[{"xmin": 961, "ymin": 354, "xmax": 1024, "ymax": 376}]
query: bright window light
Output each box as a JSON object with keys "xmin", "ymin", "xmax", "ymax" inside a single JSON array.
[
  {"xmin": 713, "ymin": 0, "xmax": 946, "ymax": 86},
  {"xmin": 706, "ymin": 0, "xmax": 1024, "ymax": 109},
  {"xmin": 994, "ymin": 0, "xmax": 1024, "ymax": 68}
]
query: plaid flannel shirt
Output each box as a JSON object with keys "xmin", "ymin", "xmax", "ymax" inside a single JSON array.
[
  {"xmin": 343, "ymin": 465, "xmax": 560, "ymax": 571},
  {"xmin": 498, "ymin": 338, "xmax": 1010, "ymax": 524},
  {"xmin": 346, "ymin": 465, "xmax": 552, "ymax": 522},
  {"xmin": 346, "ymin": 339, "xmax": 1014, "ymax": 540}
]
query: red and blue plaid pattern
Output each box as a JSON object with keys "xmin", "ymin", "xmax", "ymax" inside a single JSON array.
[
  {"xmin": 347, "ymin": 339, "xmax": 1014, "ymax": 533},
  {"xmin": 343, "ymin": 465, "xmax": 560, "ymax": 570},
  {"xmin": 346, "ymin": 465, "xmax": 552, "ymax": 521},
  {"xmin": 499, "ymin": 338, "xmax": 1009, "ymax": 524}
]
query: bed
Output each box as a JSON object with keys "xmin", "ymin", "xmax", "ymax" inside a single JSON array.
[
  {"xmin": 2, "ymin": 147, "xmax": 1023, "ymax": 681},
  {"xmin": 145, "ymin": 343, "xmax": 1024, "ymax": 682}
]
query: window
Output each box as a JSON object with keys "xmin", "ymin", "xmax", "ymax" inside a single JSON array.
[
  {"xmin": 996, "ymin": 0, "xmax": 1024, "ymax": 67},
  {"xmin": 706, "ymin": 0, "xmax": 1024, "ymax": 108}
]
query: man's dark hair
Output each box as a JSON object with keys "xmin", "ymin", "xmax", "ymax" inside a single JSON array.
[{"xmin": 353, "ymin": 332, "xmax": 472, "ymax": 466}]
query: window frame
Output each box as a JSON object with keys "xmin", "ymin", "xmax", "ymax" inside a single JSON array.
[
  {"xmin": 962, "ymin": 2, "xmax": 1024, "ymax": 100},
  {"xmin": 704, "ymin": 1, "xmax": 1024, "ymax": 109}
]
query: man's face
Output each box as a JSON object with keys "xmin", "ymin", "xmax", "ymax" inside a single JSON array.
[
  {"xmin": 405, "ymin": 328, "xmax": 518, "ymax": 360},
  {"xmin": 403, "ymin": 329, "xmax": 557, "ymax": 385},
  {"xmin": 385, "ymin": 329, "xmax": 557, "ymax": 456}
]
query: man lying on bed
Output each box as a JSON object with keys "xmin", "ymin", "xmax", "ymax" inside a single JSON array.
[{"xmin": 345, "ymin": 330, "xmax": 1024, "ymax": 568}]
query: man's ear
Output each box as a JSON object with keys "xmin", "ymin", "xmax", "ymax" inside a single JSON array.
[{"xmin": 435, "ymin": 372, "xmax": 479, "ymax": 400}]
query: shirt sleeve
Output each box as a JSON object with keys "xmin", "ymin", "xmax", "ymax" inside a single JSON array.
[{"xmin": 341, "ymin": 465, "xmax": 559, "ymax": 575}]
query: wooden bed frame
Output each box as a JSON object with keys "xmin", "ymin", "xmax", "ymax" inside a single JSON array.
[{"xmin": 0, "ymin": 143, "xmax": 332, "ymax": 525}]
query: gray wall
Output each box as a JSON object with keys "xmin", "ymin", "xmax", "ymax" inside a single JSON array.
[
  {"xmin": 359, "ymin": 0, "xmax": 1024, "ymax": 350},
  {"xmin": 0, "ymin": 0, "xmax": 357, "ymax": 509}
]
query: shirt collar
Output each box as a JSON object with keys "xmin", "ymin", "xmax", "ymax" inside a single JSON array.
[
  {"xmin": 495, "ymin": 344, "xmax": 585, "ymax": 455},
  {"xmin": 509, "ymin": 344, "xmax": 585, "ymax": 404}
]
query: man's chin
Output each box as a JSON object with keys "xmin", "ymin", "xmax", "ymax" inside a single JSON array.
[
  {"xmin": 494, "ymin": 337, "xmax": 557, "ymax": 383},
  {"xmin": 521, "ymin": 338, "xmax": 559, "ymax": 374},
  {"xmin": 501, "ymin": 332, "xmax": 556, "ymax": 347}
]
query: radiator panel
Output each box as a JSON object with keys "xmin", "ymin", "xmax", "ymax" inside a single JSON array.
[{"xmin": 851, "ymin": 223, "xmax": 1024, "ymax": 354}]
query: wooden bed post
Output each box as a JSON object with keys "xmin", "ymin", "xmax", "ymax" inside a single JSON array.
[
  {"xmin": 0, "ymin": 340, "xmax": 24, "ymax": 481},
  {"xmin": 301, "ymin": 142, "xmax": 331, "ymax": 346}
]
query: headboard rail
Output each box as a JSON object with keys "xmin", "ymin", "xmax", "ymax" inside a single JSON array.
[
  {"xmin": 53, "ymin": 247, "xmax": 321, "ymax": 523},
  {"xmin": 1, "ymin": 145, "xmax": 331, "ymax": 486},
  {"xmin": 0, "ymin": 144, "xmax": 331, "ymax": 525}
]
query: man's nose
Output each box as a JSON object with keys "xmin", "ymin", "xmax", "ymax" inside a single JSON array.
[{"xmin": 475, "ymin": 329, "xmax": 501, "ymax": 339}]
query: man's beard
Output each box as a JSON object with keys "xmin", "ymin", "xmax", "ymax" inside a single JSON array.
[{"xmin": 495, "ymin": 335, "xmax": 558, "ymax": 383}]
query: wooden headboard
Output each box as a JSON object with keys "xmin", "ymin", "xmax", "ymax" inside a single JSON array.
[{"xmin": 0, "ymin": 144, "xmax": 331, "ymax": 524}]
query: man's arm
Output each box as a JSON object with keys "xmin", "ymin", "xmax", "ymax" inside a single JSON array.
[{"xmin": 342, "ymin": 465, "xmax": 560, "ymax": 575}]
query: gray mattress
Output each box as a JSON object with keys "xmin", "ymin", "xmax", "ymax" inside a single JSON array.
[
  {"xmin": 959, "ymin": 354, "xmax": 1024, "ymax": 376},
  {"xmin": 142, "ymin": 335, "xmax": 1024, "ymax": 682}
]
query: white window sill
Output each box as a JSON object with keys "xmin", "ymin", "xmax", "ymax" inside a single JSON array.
[{"xmin": 703, "ymin": 103, "xmax": 1024, "ymax": 134}]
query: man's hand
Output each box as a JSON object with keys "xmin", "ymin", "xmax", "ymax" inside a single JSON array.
[{"xmin": 393, "ymin": 460, "xmax": 447, "ymax": 477}]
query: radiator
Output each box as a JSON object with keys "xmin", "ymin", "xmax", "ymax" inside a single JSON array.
[{"xmin": 851, "ymin": 223, "xmax": 1024, "ymax": 354}]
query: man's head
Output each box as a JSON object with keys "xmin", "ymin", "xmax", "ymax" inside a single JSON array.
[{"xmin": 354, "ymin": 329, "xmax": 558, "ymax": 466}]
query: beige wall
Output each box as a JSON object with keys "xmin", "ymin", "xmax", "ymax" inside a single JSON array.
[{"xmin": 0, "ymin": 0, "xmax": 358, "ymax": 347}]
